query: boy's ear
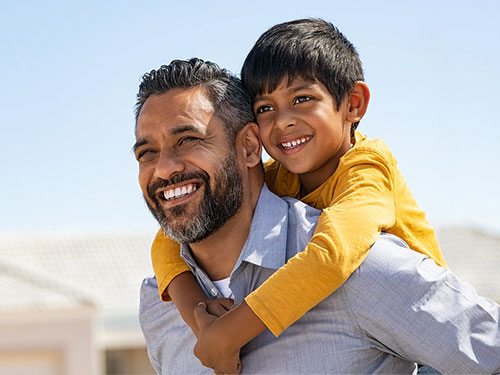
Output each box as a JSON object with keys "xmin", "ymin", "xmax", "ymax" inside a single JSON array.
[
  {"xmin": 346, "ymin": 81, "xmax": 370, "ymax": 123},
  {"xmin": 238, "ymin": 122, "xmax": 262, "ymax": 168}
]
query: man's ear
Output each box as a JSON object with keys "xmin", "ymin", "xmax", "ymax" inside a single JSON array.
[
  {"xmin": 238, "ymin": 122, "xmax": 262, "ymax": 168},
  {"xmin": 346, "ymin": 81, "xmax": 370, "ymax": 123}
]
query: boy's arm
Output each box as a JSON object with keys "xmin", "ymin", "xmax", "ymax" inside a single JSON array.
[
  {"xmin": 191, "ymin": 148, "xmax": 398, "ymax": 372},
  {"xmin": 193, "ymin": 300, "xmax": 265, "ymax": 374},
  {"xmin": 151, "ymin": 228, "xmax": 191, "ymax": 301},
  {"xmin": 151, "ymin": 229, "xmax": 234, "ymax": 338},
  {"xmin": 245, "ymin": 148, "xmax": 397, "ymax": 336}
]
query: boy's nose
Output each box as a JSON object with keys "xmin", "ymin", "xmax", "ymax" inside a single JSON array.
[
  {"xmin": 275, "ymin": 110, "xmax": 296, "ymax": 131},
  {"xmin": 154, "ymin": 149, "xmax": 186, "ymax": 180}
]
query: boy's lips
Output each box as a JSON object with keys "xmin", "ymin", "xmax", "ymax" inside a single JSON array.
[{"xmin": 277, "ymin": 135, "xmax": 312, "ymax": 152}]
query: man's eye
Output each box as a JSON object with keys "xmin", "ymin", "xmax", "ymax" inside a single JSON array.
[
  {"xmin": 137, "ymin": 149, "xmax": 156, "ymax": 161},
  {"xmin": 255, "ymin": 105, "xmax": 273, "ymax": 114},
  {"xmin": 178, "ymin": 137, "xmax": 200, "ymax": 146},
  {"xmin": 294, "ymin": 96, "xmax": 312, "ymax": 104}
]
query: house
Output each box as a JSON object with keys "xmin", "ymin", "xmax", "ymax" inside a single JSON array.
[
  {"xmin": 0, "ymin": 232, "xmax": 156, "ymax": 375},
  {"xmin": 0, "ymin": 226, "xmax": 499, "ymax": 374}
]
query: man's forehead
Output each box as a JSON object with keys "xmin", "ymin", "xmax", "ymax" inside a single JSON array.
[{"xmin": 136, "ymin": 87, "xmax": 216, "ymax": 135}]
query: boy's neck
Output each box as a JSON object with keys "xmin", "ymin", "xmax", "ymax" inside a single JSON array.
[{"xmin": 298, "ymin": 136, "xmax": 354, "ymax": 195}]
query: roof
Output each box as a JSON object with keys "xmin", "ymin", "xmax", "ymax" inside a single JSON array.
[
  {"xmin": 0, "ymin": 258, "xmax": 93, "ymax": 312},
  {"xmin": 0, "ymin": 232, "xmax": 154, "ymax": 328},
  {"xmin": 0, "ymin": 226, "xmax": 498, "ymax": 325}
]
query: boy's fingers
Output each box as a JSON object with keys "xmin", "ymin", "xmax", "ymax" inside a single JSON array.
[
  {"xmin": 219, "ymin": 298, "xmax": 234, "ymax": 310},
  {"xmin": 206, "ymin": 298, "xmax": 234, "ymax": 316},
  {"xmin": 193, "ymin": 302, "xmax": 216, "ymax": 329}
]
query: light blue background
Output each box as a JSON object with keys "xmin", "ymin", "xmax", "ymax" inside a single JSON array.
[{"xmin": 1, "ymin": 0, "xmax": 499, "ymax": 233}]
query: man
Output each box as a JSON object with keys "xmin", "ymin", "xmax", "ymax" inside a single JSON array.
[{"xmin": 135, "ymin": 58, "xmax": 500, "ymax": 374}]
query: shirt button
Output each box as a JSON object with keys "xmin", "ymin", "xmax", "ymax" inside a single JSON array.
[{"xmin": 210, "ymin": 287, "xmax": 218, "ymax": 297}]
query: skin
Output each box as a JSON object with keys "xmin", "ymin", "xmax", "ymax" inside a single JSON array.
[
  {"xmin": 253, "ymin": 77, "xmax": 370, "ymax": 194},
  {"xmin": 135, "ymin": 86, "xmax": 266, "ymax": 374}
]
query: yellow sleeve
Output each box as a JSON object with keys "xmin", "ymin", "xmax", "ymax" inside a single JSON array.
[
  {"xmin": 245, "ymin": 148, "xmax": 396, "ymax": 336},
  {"xmin": 151, "ymin": 228, "xmax": 191, "ymax": 301}
]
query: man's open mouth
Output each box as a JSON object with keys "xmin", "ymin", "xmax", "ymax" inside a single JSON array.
[{"xmin": 159, "ymin": 182, "xmax": 200, "ymax": 201}]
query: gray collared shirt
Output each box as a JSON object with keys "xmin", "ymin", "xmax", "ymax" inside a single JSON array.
[{"xmin": 139, "ymin": 185, "xmax": 500, "ymax": 374}]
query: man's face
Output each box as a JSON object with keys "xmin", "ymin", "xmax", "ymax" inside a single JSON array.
[{"xmin": 134, "ymin": 87, "xmax": 243, "ymax": 243}]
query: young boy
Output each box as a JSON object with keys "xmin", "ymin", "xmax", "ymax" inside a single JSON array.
[{"xmin": 151, "ymin": 18, "xmax": 447, "ymax": 373}]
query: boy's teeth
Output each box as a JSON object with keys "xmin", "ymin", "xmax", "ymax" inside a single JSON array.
[
  {"xmin": 163, "ymin": 184, "xmax": 198, "ymax": 201},
  {"xmin": 281, "ymin": 136, "xmax": 311, "ymax": 149}
]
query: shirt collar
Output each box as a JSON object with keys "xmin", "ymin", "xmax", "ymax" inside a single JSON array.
[
  {"xmin": 233, "ymin": 184, "xmax": 288, "ymax": 271},
  {"xmin": 180, "ymin": 184, "xmax": 289, "ymax": 275}
]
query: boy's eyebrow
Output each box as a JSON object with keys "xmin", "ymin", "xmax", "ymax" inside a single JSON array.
[
  {"xmin": 253, "ymin": 83, "xmax": 316, "ymax": 101},
  {"xmin": 288, "ymin": 83, "xmax": 315, "ymax": 93}
]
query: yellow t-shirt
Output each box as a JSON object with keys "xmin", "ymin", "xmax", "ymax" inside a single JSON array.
[{"xmin": 151, "ymin": 131, "xmax": 446, "ymax": 336}]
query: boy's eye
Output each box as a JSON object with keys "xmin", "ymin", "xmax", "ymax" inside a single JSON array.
[
  {"xmin": 294, "ymin": 96, "xmax": 312, "ymax": 104},
  {"xmin": 255, "ymin": 105, "xmax": 274, "ymax": 114}
]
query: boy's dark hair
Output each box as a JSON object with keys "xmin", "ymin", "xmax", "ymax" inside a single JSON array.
[
  {"xmin": 136, "ymin": 58, "xmax": 255, "ymax": 144},
  {"xmin": 241, "ymin": 18, "xmax": 364, "ymax": 134}
]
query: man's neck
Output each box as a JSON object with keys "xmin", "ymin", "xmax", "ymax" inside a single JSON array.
[{"xmin": 188, "ymin": 189, "xmax": 259, "ymax": 281}]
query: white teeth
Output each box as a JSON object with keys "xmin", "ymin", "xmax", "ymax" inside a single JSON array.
[
  {"xmin": 163, "ymin": 184, "xmax": 198, "ymax": 201},
  {"xmin": 281, "ymin": 136, "xmax": 311, "ymax": 149}
]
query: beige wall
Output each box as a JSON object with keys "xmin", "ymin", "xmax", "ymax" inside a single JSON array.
[
  {"xmin": 106, "ymin": 348, "xmax": 154, "ymax": 375},
  {"xmin": 0, "ymin": 307, "xmax": 99, "ymax": 375}
]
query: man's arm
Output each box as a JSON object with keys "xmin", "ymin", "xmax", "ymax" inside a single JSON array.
[
  {"xmin": 139, "ymin": 276, "xmax": 213, "ymax": 375},
  {"xmin": 346, "ymin": 233, "xmax": 500, "ymax": 373}
]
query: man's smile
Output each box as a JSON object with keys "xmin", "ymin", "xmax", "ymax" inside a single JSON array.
[{"xmin": 156, "ymin": 181, "xmax": 202, "ymax": 207}]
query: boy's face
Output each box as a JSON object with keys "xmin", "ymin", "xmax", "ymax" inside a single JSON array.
[{"xmin": 253, "ymin": 77, "xmax": 353, "ymax": 193}]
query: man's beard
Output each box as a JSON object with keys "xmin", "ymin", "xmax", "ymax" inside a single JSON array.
[{"xmin": 144, "ymin": 155, "xmax": 243, "ymax": 244}]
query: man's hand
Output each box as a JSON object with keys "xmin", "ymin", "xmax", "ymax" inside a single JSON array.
[{"xmin": 193, "ymin": 302, "xmax": 242, "ymax": 374}]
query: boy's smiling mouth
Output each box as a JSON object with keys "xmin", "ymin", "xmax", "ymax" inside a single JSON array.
[{"xmin": 279, "ymin": 136, "xmax": 312, "ymax": 150}]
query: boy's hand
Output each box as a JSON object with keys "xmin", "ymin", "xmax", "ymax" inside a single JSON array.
[
  {"xmin": 205, "ymin": 298, "xmax": 234, "ymax": 317},
  {"xmin": 193, "ymin": 302, "xmax": 242, "ymax": 374}
]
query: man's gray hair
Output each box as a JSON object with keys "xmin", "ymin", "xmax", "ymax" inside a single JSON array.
[{"xmin": 135, "ymin": 58, "xmax": 256, "ymax": 143}]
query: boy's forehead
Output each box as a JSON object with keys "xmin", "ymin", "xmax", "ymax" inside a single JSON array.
[{"xmin": 254, "ymin": 76, "xmax": 322, "ymax": 99}]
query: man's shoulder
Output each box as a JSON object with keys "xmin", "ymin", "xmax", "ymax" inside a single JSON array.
[
  {"xmin": 342, "ymin": 233, "xmax": 444, "ymax": 313},
  {"xmin": 349, "ymin": 233, "xmax": 429, "ymax": 283}
]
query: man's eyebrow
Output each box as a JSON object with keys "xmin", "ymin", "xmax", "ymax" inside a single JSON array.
[
  {"xmin": 171, "ymin": 124, "xmax": 202, "ymax": 135},
  {"xmin": 132, "ymin": 138, "xmax": 148, "ymax": 154}
]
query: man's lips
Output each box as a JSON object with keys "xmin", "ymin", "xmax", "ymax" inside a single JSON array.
[
  {"xmin": 278, "ymin": 135, "xmax": 312, "ymax": 151},
  {"xmin": 157, "ymin": 182, "xmax": 201, "ymax": 202}
]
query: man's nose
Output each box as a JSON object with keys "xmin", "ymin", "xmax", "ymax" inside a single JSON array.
[{"xmin": 154, "ymin": 149, "xmax": 186, "ymax": 180}]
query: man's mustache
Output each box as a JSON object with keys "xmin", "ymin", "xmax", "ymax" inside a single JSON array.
[{"xmin": 147, "ymin": 171, "xmax": 210, "ymax": 201}]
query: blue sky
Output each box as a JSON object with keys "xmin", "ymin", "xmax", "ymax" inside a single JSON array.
[{"xmin": 1, "ymin": 0, "xmax": 499, "ymax": 234}]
